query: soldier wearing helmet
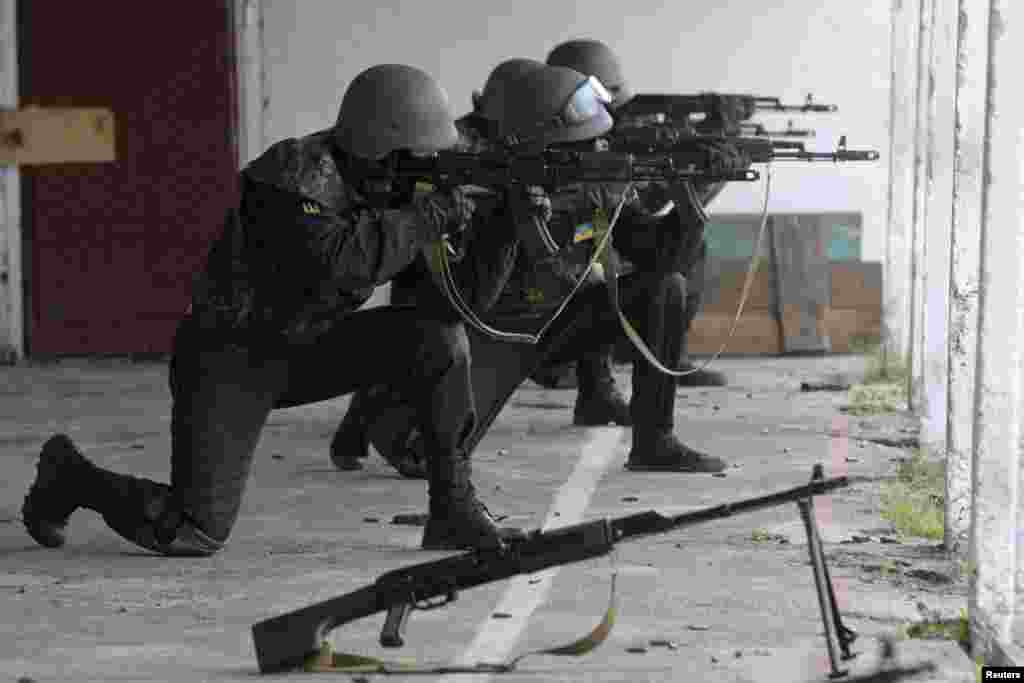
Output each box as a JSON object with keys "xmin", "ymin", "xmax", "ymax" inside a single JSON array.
[
  {"xmin": 546, "ymin": 38, "xmax": 738, "ymax": 389},
  {"xmin": 327, "ymin": 58, "xmax": 558, "ymax": 478},
  {"xmin": 21, "ymin": 64, "xmax": 535, "ymax": 556},
  {"xmin": 544, "ymin": 39, "xmax": 751, "ymax": 470}
]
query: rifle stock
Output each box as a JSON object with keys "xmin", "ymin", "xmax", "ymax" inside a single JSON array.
[{"xmin": 252, "ymin": 467, "xmax": 853, "ymax": 674}]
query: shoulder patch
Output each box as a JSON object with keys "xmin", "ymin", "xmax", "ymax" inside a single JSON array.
[
  {"xmin": 573, "ymin": 222, "xmax": 595, "ymax": 243},
  {"xmin": 301, "ymin": 201, "xmax": 321, "ymax": 216}
]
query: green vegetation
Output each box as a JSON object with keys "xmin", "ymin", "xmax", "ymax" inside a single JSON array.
[
  {"xmin": 880, "ymin": 449, "xmax": 945, "ymax": 541},
  {"xmin": 898, "ymin": 608, "xmax": 970, "ymax": 653},
  {"xmin": 851, "ymin": 337, "xmax": 910, "ymax": 386}
]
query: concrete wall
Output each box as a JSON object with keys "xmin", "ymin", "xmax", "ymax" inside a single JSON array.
[{"xmin": 257, "ymin": 0, "xmax": 892, "ymax": 262}]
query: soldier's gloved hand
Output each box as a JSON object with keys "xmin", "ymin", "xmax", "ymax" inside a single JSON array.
[
  {"xmin": 412, "ymin": 187, "xmax": 476, "ymax": 242},
  {"xmin": 508, "ymin": 185, "xmax": 559, "ymax": 261}
]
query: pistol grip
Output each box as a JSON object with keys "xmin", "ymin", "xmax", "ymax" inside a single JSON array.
[{"xmin": 380, "ymin": 602, "xmax": 413, "ymax": 648}]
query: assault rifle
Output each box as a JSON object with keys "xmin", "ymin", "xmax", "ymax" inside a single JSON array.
[
  {"xmin": 372, "ymin": 146, "xmax": 760, "ymax": 193},
  {"xmin": 252, "ymin": 465, "xmax": 861, "ymax": 676},
  {"xmin": 740, "ymin": 120, "xmax": 816, "ymax": 138},
  {"xmin": 609, "ymin": 128, "xmax": 880, "ymax": 165},
  {"xmin": 620, "ymin": 92, "xmax": 836, "ymax": 138}
]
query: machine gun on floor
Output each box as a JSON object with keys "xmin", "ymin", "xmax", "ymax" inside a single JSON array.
[{"xmin": 252, "ymin": 465, "xmax": 862, "ymax": 677}]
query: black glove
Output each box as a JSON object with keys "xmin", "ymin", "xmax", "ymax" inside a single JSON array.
[
  {"xmin": 507, "ymin": 185, "xmax": 558, "ymax": 262},
  {"xmin": 412, "ymin": 187, "xmax": 476, "ymax": 242}
]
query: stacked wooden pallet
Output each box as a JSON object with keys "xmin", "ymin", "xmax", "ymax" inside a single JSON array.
[{"xmin": 688, "ymin": 213, "xmax": 882, "ymax": 356}]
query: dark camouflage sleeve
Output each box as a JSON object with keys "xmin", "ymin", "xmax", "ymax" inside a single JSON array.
[{"xmin": 245, "ymin": 181, "xmax": 453, "ymax": 295}]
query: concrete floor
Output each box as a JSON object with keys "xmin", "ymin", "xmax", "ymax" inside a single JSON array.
[{"xmin": 0, "ymin": 355, "xmax": 977, "ymax": 682}]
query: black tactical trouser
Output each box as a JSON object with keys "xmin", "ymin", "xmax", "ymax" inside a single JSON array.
[
  {"xmin": 447, "ymin": 269, "xmax": 677, "ymax": 457},
  {"xmin": 94, "ymin": 306, "xmax": 474, "ymax": 551}
]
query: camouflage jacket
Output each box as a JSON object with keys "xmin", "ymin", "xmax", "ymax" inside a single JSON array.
[
  {"xmin": 187, "ymin": 128, "xmax": 519, "ymax": 347},
  {"xmin": 490, "ymin": 174, "xmax": 709, "ymax": 319}
]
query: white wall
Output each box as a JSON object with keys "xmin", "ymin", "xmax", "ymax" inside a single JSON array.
[{"xmin": 261, "ymin": 0, "xmax": 891, "ymax": 262}]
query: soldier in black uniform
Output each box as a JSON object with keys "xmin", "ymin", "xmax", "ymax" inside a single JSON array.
[
  {"xmin": 545, "ymin": 39, "xmax": 730, "ymax": 388},
  {"xmin": 20, "ymin": 64, "xmax": 542, "ymax": 556},
  {"xmin": 328, "ymin": 58, "xmax": 555, "ymax": 477},
  {"xmin": 480, "ymin": 63, "xmax": 745, "ymax": 472},
  {"xmin": 347, "ymin": 65, "xmax": 744, "ymax": 474}
]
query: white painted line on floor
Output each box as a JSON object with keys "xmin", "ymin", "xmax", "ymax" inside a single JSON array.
[{"xmin": 437, "ymin": 427, "xmax": 626, "ymax": 683}]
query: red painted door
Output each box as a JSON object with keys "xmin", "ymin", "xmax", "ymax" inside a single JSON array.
[{"xmin": 19, "ymin": 1, "xmax": 239, "ymax": 354}]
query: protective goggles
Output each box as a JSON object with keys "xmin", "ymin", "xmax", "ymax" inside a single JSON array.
[{"xmin": 554, "ymin": 75, "xmax": 613, "ymax": 128}]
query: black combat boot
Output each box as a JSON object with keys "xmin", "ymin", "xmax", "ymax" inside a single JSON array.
[
  {"xmin": 23, "ymin": 434, "xmax": 223, "ymax": 555},
  {"xmin": 572, "ymin": 347, "xmax": 632, "ymax": 426},
  {"xmin": 421, "ymin": 452, "xmax": 525, "ymax": 551},
  {"xmin": 626, "ymin": 427, "xmax": 726, "ymax": 473},
  {"xmin": 22, "ymin": 434, "xmax": 92, "ymax": 547}
]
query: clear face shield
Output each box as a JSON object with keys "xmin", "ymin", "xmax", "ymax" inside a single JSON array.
[
  {"xmin": 558, "ymin": 75, "xmax": 613, "ymax": 127},
  {"xmin": 540, "ymin": 76, "xmax": 614, "ymax": 151}
]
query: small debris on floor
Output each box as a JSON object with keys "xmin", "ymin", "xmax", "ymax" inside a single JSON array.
[
  {"xmin": 621, "ymin": 496, "xmax": 639, "ymax": 502},
  {"xmin": 626, "ymin": 646, "xmax": 648, "ymax": 654},
  {"xmin": 492, "ymin": 612, "xmax": 512, "ymax": 619},
  {"xmin": 391, "ymin": 513, "xmax": 428, "ymax": 526},
  {"xmin": 713, "ymin": 473, "xmax": 727, "ymax": 478},
  {"xmin": 496, "ymin": 449, "xmax": 509, "ymax": 456},
  {"xmin": 649, "ymin": 639, "xmax": 678, "ymax": 649},
  {"xmin": 800, "ymin": 381, "xmax": 851, "ymax": 392},
  {"xmin": 271, "ymin": 453, "xmax": 284, "ymax": 460},
  {"xmin": 687, "ymin": 624, "xmax": 710, "ymax": 631},
  {"xmin": 362, "ymin": 517, "xmax": 380, "ymax": 523},
  {"xmin": 905, "ymin": 568, "xmax": 954, "ymax": 584}
]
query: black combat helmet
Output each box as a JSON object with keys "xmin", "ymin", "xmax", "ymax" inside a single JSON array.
[
  {"xmin": 472, "ymin": 58, "xmax": 547, "ymax": 122},
  {"xmin": 546, "ymin": 39, "xmax": 633, "ymax": 110},
  {"xmin": 334, "ymin": 64, "xmax": 459, "ymax": 160},
  {"xmin": 498, "ymin": 65, "xmax": 615, "ymax": 146}
]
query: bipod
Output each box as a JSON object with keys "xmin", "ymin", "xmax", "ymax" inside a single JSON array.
[{"xmin": 799, "ymin": 463, "xmax": 859, "ymax": 678}]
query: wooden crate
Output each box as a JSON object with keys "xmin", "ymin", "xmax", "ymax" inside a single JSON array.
[{"xmin": 688, "ymin": 312, "xmax": 783, "ymax": 355}]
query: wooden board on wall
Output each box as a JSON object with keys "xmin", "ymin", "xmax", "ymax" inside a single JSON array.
[{"xmin": 0, "ymin": 106, "xmax": 115, "ymax": 166}]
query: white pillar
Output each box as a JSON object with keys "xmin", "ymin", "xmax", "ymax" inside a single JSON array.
[
  {"xmin": 920, "ymin": 0, "xmax": 957, "ymax": 456},
  {"xmin": 234, "ymin": 0, "xmax": 265, "ymax": 168},
  {"xmin": 884, "ymin": 0, "xmax": 921, "ymax": 369},
  {"xmin": 945, "ymin": 0, "xmax": 989, "ymax": 557},
  {"xmin": 0, "ymin": 0, "xmax": 21, "ymax": 363},
  {"xmin": 908, "ymin": 0, "xmax": 934, "ymax": 413},
  {"xmin": 969, "ymin": 0, "xmax": 1024, "ymax": 663}
]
